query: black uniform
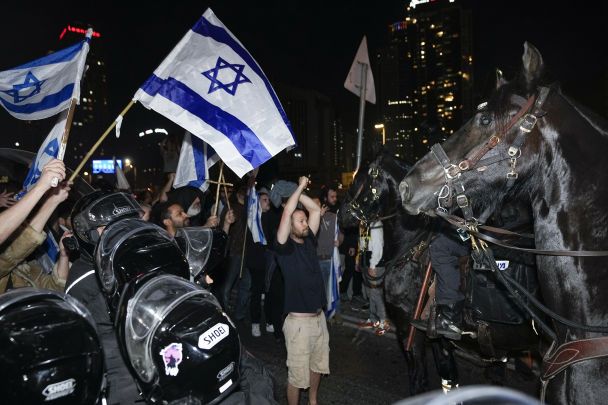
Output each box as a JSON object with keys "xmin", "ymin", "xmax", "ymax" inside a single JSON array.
[{"xmin": 65, "ymin": 256, "xmax": 142, "ymax": 404}]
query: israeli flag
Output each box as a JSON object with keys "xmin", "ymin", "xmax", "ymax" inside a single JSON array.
[
  {"xmin": 18, "ymin": 109, "xmax": 69, "ymax": 196},
  {"xmin": 174, "ymin": 132, "xmax": 220, "ymax": 192},
  {"xmin": 326, "ymin": 212, "xmax": 342, "ymax": 319},
  {"xmin": 246, "ymin": 185, "xmax": 266, "ymax": 245},
  {"xmin": 0, "ymin": 30, "xmax": 91, "ymax": 120},
  {"xmin": 35, "ymin": 230, "xmax": 60, "ymax": 274},
  {"xmin": 134, "ymin": 8, "xmax": 295, "ymax": 178}
]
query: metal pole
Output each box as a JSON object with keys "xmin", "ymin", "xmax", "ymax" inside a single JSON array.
[
  {"xmin": 405, "ymin": 261, "xmax": 433, "ymax": 352},
  {"xmin": 355, "ymin": 62, "xmax": 367, "ymax": 172}
]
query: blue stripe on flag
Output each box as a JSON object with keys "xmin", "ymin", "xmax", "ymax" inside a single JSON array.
[
  {"xmin": 0, "ymin": 84, "xmax": 74, "ymax": 113},
  {"xmin": 191, "ymin": 136, "xmax": 207, "ymax": 179},
  {"xmin": 10, "ymin": 41, "xmax": 85, "ymax": 70},
  {"xmin": 140, "ymin": 74, "xmax": 272, "ymax": 168},
  {"xmin": 192, "ymin": 16, "xmax": 294, "ymax": 140}
]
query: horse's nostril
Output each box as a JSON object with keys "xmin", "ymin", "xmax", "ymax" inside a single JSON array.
[{"xmin": 399, "ymin": 180, "xmax": 411, "ymax": 202}]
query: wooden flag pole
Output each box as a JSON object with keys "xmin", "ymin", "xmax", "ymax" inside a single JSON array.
[
  {"xmin": 51, "ymin": 98, "xmax": 78, "ymax": 186},
  {"xmin": 68, "ymin": 99, "xmax": 137, "ymax": 183},
  {"xmin": 212, "ymin": 161, "xmax": 224, "ymax": 217},
  {"xmin": 221, "ymin": 172, "xmax": 232, "ymax": 211}
]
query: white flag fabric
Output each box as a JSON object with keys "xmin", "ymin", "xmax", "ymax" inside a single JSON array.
[
  {"xmin": 174, "ymin": 132, "xmax": 220, "ymax": 192},
  {"xmin": 344, "ymin": 36, "xmax": 376, "ymax": 104},
  {"xmin": 19, "ymin": 109, "xmax": 69, "ymax": 195},
  {"xmin": 0, "ymin": 30, "xmax": 91, "ymax": 120},
  {"xmin": 246, "ymin": 185, "xmax": 266, "ymax": 245},
  {"xmin": 134, "ymin": 8, "xmax": 295, "ymax": 178}
]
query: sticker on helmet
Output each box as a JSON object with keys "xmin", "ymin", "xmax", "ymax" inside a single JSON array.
[
  {"xmin": 42, "ymin": 378, "xmax": 76, "ymax": 401},
  {"xmin": 198, "ymin": 322, "xmax": 230, "ymax": 349},
  {"xmin": 160, "ymin": 343, "xmax": 183, "ymax": 376},
  {"xmin": 219, "ymin": 379, "xmax": 233, "ymax": 394}
]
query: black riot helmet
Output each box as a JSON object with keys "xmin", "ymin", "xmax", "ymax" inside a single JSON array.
[
  {"xmin": 174, "ymin": 227, "xmax": 227, "ymax": 285},
  {"xmin": 115, "ymin": 274, "xmax": 241, "ymax": 404},
  {"xmin": 95, "ymin": 218, "xmax": 189, "ymax": 314},
  {"xmin": 0, "ymin": 288, "xmax": 105, "ymax": 404},
  {"xmin": 71, "ymin": 191, "xmax": 142, "ymax": 258}
]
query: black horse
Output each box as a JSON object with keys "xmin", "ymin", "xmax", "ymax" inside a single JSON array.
[
  {"xmin": 400, "ymin": 42, "xmax": 608, "ymax": 404},
  {"xmin": 340, "ymin": 151, "xmax": 454, "ymax": 395}
]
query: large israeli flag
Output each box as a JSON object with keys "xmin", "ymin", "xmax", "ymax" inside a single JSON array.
[
  {"xmin": 174, "ymin": 132, "xmax": 220, "ymax": 192},
  {"xmin": 247, "ymin": 185, "xmax": 266, "ymax": 245},
  {"xmin": 134, "ymin": 8, "xmax": 295, "ymax": 178},
  {"xmin": 0, "ymin": 30, "xmax": 91, "ymax": 120}
]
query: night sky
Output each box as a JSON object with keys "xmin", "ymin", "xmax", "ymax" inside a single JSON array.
[{"xmin": 1, "ymin": 0, "xmax": 606, "ymax": 161}]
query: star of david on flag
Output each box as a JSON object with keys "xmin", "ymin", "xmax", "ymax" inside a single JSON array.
[
  {"xmin": 17, "ymin": 109, "xmax": 69, "ymax": 197},
  {"xmin": 202, "ymin": 57, "xmax": 251, "ymax": 96},
  {"xmin": 134, "ymin": 8, "xmax": 295, "ymax": 178},
  {"xmin": 174, "ymin": 132, "xmax": 220, "ymax": 192},
  {"xmin": 0, "ymin": 29, "xmax": 92, "ymax": 120}
]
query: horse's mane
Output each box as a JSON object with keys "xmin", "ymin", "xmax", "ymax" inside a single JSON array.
[{"xmin": 560, "ymin": 92, "xmax": 608, "ymax": 137}]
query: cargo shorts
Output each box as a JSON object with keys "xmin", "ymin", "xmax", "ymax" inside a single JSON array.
[{"xmin": 282, "ymin": 312, "xmax": 330, "ymax": 388}]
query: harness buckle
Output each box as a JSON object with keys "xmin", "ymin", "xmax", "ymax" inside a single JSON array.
[
  {"xmin": 506, "ymin": 171, "xmax": 518, "ymax": 180},
  {"xmin": 446, "ymin": 164, "xmax": 460, "ymax": 179},
  {"xmin": 456, "ymin": 194, "xmax": 469, "ymax": 208},
  {"xmin": 508, "ymin": 146, "xmax": 520, "ymax": 157},
  {"xmin": 458, "ymin": 160, "xmax": 470, "ymax": 172},
  {"xmin": 520, "ymin": 114, "xmax": 538, "ymax": 133}
]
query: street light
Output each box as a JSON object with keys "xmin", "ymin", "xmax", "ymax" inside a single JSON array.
[{"xmin": 374, "ymin": 123, "xmax": 386, "ymax": 145}]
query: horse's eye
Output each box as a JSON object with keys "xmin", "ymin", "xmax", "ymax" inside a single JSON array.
[{"xmin": 479, "ymin": 114, "xmax": 492, "ymax": 126}]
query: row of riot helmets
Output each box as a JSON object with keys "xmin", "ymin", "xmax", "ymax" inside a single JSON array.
[{"xmin": 0, "ymin": 191, "xmax": 242, "ymax": 405}]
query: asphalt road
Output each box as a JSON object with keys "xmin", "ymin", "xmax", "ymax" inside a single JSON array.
[{"xmin": 236, "ymin": 301, "xmax": 539, "ymax": 404}]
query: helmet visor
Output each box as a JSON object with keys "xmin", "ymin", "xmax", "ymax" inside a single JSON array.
[{"xmin": 174, "ymin": 227, "xmax": 213, "ymax": 278}]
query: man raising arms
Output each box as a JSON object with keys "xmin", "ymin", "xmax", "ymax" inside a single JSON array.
[{"xmin": 275, "ymin": 176, "xmax": 329, "ymax": 405}]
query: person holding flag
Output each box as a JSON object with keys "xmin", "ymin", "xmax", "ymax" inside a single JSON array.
[
  {"xmin": 245, "ymin": 185, "xmax": 278, "ymax": 337},
  {"xmin": 0, "ymin": 159, "xmax": 71, "ymax": 292}
]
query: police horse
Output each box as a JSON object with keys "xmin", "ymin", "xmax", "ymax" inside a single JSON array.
[
  {"xmin": 340, "ymin": 151, "xmax": 539, "ymax": 395},
  {"xmin": 400, "ymin": 43, "xmax": 608, "ymax": 404}
]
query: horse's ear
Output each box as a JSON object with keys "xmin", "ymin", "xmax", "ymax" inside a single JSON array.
[
  {"xmin": 495, "ymin": 68, "xmax": 507, "ymax": 89},
  {"xmin": 521, "ymin": 42, "xmax": 544, "ymax": 90}
]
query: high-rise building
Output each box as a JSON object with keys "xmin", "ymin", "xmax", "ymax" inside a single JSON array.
[
  {"xmin": 57, "ymin": 24, "xmax": 110, "ymax": 168},
  {"xmin": 376, "ymin": 0, "xmax": 473, "ymax": 162},
  {"xmin": 274, "ymin": 84, "xmax": 340, "ymax": 185}
]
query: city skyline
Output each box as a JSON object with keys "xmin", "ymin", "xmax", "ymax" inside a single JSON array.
[{"xmin": 0, "ymin": 1, "xmax": 606, "ymax": 185}]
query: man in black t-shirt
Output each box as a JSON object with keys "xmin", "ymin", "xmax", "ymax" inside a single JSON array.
[{"xmin": 274, "ymin": 176, "xmax": 329, "ymax": 405}]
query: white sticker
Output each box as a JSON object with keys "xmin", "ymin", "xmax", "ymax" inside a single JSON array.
[
  {"xmin": 495, "ymin": 260, "xmax": 510, "ymax": 271},
  {"xmin": 198, "ymin": 322, "xmax": 230, "ymax": 350},
  {"xmin": 219, "ymin": 379, "xmax": 233, "ymax": 394},
  {"xmin": 42, "ymin": 378, "xmax": 76, "ymax": 401}
]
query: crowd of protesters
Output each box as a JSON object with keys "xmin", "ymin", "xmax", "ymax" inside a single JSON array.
[{"xmin": 0, "ymin": 133, "xmax": 392, "ymax": 405}]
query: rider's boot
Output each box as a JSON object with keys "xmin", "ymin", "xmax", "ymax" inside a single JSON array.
[
  {"xmin": 411, "ymin": 300, "xmax": 464, "ymax": 340},
  {"xmin": 434, "ymin": 301, "xmax": 464, "ymax": 340}
]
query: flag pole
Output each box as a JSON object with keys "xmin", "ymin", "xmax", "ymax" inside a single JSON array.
[
  {"xmin": 212, "ymin": 161, "xmax": 224, "ymax": 217},
  {"xmin": 355, "ymin": 61, "xmax": 368, "ymax": 172},
  {"xmin": 68, "ymin": 99, "xmax": 137, "ymax": 183},
  {"xmin": 51, "ymin": 98, "xmax": 78, "ymax": 186},
  {"xmin": 221, "ymin": 172, "xmax": 232, "ymax": 211}
]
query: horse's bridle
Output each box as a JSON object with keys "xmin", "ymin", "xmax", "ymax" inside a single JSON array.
[
  {"xmin": 345, "ymin": 166, "xmax": 397, "ymax": 226},
  {"xmin": 430, "ymin": 86, "xmax": 551, "ymax": 222}
]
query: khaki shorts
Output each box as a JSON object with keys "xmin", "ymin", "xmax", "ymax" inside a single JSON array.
[{"xmin": 282, "ymin": 312, "xmax": 330, "ymax": 388}]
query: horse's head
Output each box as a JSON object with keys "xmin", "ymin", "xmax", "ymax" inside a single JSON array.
[
  {"xmin": 401, "ymin": 42, "xmax": 547, "ymax": 218},
  {"xmin": 339, "ymin": 151, "xmax": 409, "ymax": 228}
]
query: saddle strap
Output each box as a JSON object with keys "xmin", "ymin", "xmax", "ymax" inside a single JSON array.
[{"xmin": 542, "ymin": 336, "xmax": 608, "ymax": 380}]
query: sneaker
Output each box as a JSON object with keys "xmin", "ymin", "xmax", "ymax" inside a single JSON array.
[
  {"xmin": 375, "ymin": 321, "xmax": 391, "ymax": 336},
  {"xmin": 251, "ymin": 323, "xmax": 261, "ymax": 337},
  {"xmin": 265, "ymin": 324, "xmax": 275, "ymax": 333},
  {"xmin": 358, "ymin": 319, "xmax": 379, "ymax": 329}
]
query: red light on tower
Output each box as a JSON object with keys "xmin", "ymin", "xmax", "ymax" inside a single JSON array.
[{"xmin": 60, "ymin": 25, "xmax": 102, "ymax": 40}]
